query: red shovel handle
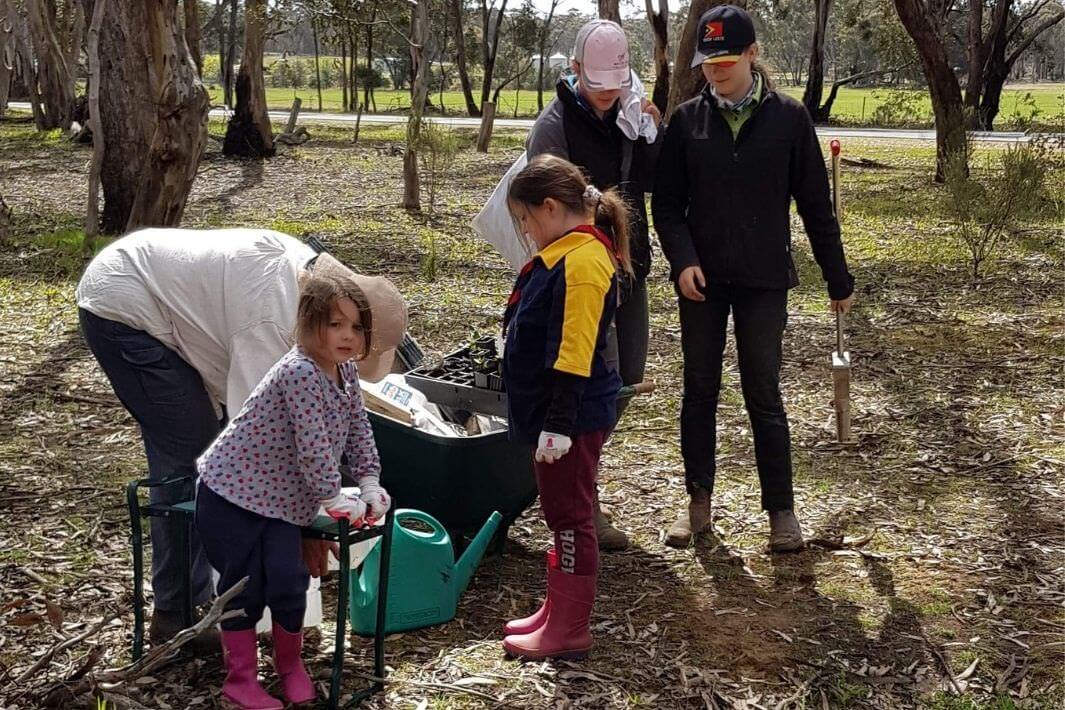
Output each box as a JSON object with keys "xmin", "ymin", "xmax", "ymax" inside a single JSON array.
[{"xmin": 830, "ymin": 140, "xmax": 841, "ymax": 156}]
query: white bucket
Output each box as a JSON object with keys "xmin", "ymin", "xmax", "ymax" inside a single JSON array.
[{"xmin": 257, "ymin": 576, "xmax": 322, "ymax": 632}]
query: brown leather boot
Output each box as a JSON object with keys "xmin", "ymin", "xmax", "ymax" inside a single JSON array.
[
  {"xmin": 149, "ymin": 609, "xmax": 221, "ymax": 654},
  {"xmin": 594, "ymin": 500, "xmax": 630, "ymax": 551},
  {"xmin": 768, "ymin": 509, "xmax": 805, "ymax": 552},
  {"xmin": 665, "ymin": 487, "xmax": 712, "ymax": 548}
]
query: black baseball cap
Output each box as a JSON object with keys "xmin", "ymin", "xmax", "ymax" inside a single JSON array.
[{"xmin": 690, "ymin": 4, "xmax": 756, "ymax": 68}]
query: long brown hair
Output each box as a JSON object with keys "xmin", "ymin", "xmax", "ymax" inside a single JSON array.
[
  {"xmin": 295, "ymin": 269, "xmax": 373, "ymax": 359},
  {"xmin": 507, "ymin": 154, "xmax": 633, "ymax": 274}
]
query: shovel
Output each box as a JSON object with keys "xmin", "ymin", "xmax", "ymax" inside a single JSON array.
[
  {"xmin": 828, "ymin": 138, "xmax": 852, "ymax": 442},
  {"xmin": 830, "ymin": 139, "xmax": 842, "ymax": 218}
]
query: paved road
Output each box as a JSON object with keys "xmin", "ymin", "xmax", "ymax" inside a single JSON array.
[{"xmin": 8, "ymin": 102, "xmax": 1048, "ymax": 143}]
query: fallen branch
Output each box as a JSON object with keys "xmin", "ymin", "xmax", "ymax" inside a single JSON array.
[
  {"xmin": 922, "ymin": 632, "xmax": 963, "ymax": 694},
  {"xmin": 276, "ymin": 126, "xmax": 310, "ymax": 145},
  {"xmin": 16, "ymin": 566, "xmax": 50, "ymax": 586},
  {"xmin": 17, "ymin": 612, "xmax": 119, "ymax": 683},
  {"xmin": 807, "ymin": 529, "xmax": 876, "ymax": 550},
  {"xmin": 40, "ymin": 577, "xmax": 248, "ymax": 706},
  {"xmin": 841, "ymin": 157, "xmax": 894, "ymax": 169}
]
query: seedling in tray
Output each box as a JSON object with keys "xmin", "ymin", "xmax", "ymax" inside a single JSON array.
[{"xmin": 468, "ymin": 337, "xmax": 503, "ymax": 392}]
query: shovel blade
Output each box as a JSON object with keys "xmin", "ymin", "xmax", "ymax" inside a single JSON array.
[{"xmin": 832, "ymin": 368, "xmax": 851, "ymax": 442}]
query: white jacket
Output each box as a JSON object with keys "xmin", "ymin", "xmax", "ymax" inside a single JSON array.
[{"xmin": 76, "ymin": 228, "xmax": 315, "ymax": 411}]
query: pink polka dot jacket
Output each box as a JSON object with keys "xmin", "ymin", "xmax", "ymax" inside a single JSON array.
[{"xmin": 197, "ymin": 346, "xmax": 382, "ymax": 526}]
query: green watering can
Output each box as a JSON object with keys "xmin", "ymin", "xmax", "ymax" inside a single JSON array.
[{"xmin": 350, "ymin": 508, "xmax": 502, "ymax": 635}]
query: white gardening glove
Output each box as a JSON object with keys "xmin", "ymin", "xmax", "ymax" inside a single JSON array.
[
  {"xmin": 321, "ymin": 491, "xmax": 368, "ymax": 525},
  {"xmin": 358, "ymin": 479, "xmax": 391, "ymax": 523},
  {"xmin": 535, "ymin": 431, "xmax": 572, "ymax": 464}
]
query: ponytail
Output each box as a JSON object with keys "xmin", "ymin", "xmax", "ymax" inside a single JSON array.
[{"xmin": 591, "ymin": 189, "xmax": 632, "ymax": 276}]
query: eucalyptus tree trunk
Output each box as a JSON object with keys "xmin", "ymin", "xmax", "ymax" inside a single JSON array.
[
  {"xmin": 184, "ymin": 0, "xmax": 202, "ymax": 75},
  {"xmin": 402, "ymin": 0, "xmax": 430, "ymax": 210},
  {"xmin": 26, "ymin": 0, "xmax": 74, "ymax": 129},
  {"xmin": 85, "ymin": 0, "xmax": 209, "ymax": 232},
  {"xmin": 223, "ymin": 0, "xmax": 274, "ymax": 157}
]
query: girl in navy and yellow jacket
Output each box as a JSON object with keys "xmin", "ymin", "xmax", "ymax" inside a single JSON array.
[{"xmin": 500, "ymin": 154, "xmax": 629, "ymax": 661}]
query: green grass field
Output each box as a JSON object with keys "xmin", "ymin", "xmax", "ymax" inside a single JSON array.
[{"xmin": 206, "ymin": 82, "xmax": 1065, "ymax": 129}]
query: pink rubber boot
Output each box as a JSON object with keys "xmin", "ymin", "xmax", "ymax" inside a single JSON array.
[
  {"xmin": 271, "ymin": 624, "xmax": 317, "ymax": 706},
  {"xmin": 504, "ymin": 549, "xmax": 557, "ymax": 635},
  {"xmin": 220, "ymin": 629, "xmax": 283, "ymax": 710},
  {"xmin": 503, "ymin": 567, "xmax": 595, "ymax": 661}
]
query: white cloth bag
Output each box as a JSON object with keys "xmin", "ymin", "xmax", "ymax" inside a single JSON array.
[{"xmin": 471, "ymin": 151, "xmax": 536, "ymax": 272}]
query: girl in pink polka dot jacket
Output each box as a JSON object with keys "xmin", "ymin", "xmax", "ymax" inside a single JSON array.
[{"xmin": 195, "ymin": 260, "xmax": 401, "ymax": 710}]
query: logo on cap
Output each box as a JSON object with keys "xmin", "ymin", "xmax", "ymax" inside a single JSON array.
[{"xmin": 704, "ymin": 21, "xmax": 724, "ymax": 40}]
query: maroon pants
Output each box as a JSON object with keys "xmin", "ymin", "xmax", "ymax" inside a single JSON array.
[{"xmin": 535, "ymin": 430, "xmax": 607, "ymax": 576}]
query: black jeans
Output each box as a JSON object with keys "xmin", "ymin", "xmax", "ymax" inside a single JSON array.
[
  {"xmin": 79, "ymin": 309, "xmax": 219, "ymax": 610},
  {"xmin": 608, "ymin": 279, "xmax": 650, "ymax": 424},
  {"xmin": 678, "ymin": 285, "xmax": 793, "ymax": 511}
]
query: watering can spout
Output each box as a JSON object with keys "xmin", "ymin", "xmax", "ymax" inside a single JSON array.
[{"xmin": 453, "ymin": 511, "xmax": 502, "ymax": 597}]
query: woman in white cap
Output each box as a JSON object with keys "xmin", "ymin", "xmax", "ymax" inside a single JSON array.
[
  {"xmin": 652, "ymin": 5, "xmax": 854, "ymax": 551},
  {"xmin": 525, "ymin": 19, "xmax": 660, "ymax": 552},
  {"xmin": 76, "ymin": 228, "xmax": 407, "ymax": 649}
]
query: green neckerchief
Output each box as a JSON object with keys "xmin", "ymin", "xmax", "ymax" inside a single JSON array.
[{"xmin": 715, "ymin": 72, "xmax": 763, "ymax": 140}]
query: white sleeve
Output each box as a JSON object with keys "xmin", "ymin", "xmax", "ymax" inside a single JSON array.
[{"xmin": 226, "ymin": 322, "xmax": 292, "ymax": 412}]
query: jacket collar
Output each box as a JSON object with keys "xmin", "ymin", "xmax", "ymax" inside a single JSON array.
[
  {"xmin": 556, "ymin": 76, "xmax": 619, "ymax": 131},
  {"xmin": 536, "ymin": 229, "xmax": 599, "ymax": 270},
  {"xmin": 701, "ymin": 71, "xmax": 774, "ymax": 110},
  {"xmin": 711, "ymin": 72, "xmax": 763, "ymax": 112}
]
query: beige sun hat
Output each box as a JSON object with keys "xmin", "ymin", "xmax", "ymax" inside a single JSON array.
[{"xmin": 311, "ymin": 252, "xmax": 408, "ymax": 382}]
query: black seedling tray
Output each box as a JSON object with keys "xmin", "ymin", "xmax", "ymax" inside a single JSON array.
[{"xmin": 405, "ymin": 338, "xmax": 508, "ymax": 417}]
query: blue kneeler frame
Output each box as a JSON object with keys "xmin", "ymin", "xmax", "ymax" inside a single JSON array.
[{"xmin": 126, "ymin": 475, "xmax": 394, "ymax": 709}]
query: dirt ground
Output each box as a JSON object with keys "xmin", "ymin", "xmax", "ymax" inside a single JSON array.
[{"xmin": 0, "ymin": 117, "xmax": 1062, "ymax": 709}]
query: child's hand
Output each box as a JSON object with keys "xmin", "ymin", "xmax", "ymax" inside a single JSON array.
[
  {"xmin": 358, "ymin": 480, "xmax": 392, "ymax": 522},
  {"xmin": 535, "ymin": 431, "xmax": 572, "ymax": 464},
  {"xmin": 321, "ymin": 492, "xmax": 368, "ymax": 525},
  {"xmin": 302, "ymin": 539, "xmax": 340, "ymax": 577}
]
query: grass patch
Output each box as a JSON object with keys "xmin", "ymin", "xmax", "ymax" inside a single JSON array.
[
  {"xmin": 203, "ymin": 79, "xmax": 1065, "ymax": 128},
  {"xmin": 925, "ymin": 693, "xmax": 1060, "ymax": 710}
]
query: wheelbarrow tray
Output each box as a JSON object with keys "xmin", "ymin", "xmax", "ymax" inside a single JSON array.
[{"xmin": 368, "ymin": 411, "xmax": 534, "ymax": 553}]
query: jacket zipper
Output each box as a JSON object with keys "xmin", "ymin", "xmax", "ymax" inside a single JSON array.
[{"xmin": 708, "ymin": 89, "xmax": 772, "ymax": 284}]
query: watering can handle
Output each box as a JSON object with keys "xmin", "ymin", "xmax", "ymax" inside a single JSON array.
[
  {"xmin": 353, "ymin": 543, "xmax": 379, "ymax": 606},
  {"xmin": 396, "ymin": 509, "xmax": 449, "ymax": 544}
]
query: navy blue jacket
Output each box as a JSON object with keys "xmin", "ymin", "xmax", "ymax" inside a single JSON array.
[{"xmin": 503, "ymin": 228, "xmax": 622, "ymax": 444}]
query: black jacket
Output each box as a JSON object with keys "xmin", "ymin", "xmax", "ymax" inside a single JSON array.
[
  {"xmin": 652, "ymin": 82, "xmax": 854, "ymax": 300},
  {"xmin": 526, "ymin": 78, "xmax": 661, "ymax": 282}
]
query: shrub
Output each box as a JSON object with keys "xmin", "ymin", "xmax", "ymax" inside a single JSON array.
[
  {"xmin": 942, "ymin": 136, "xmax": 1049, "ymax": 281},
  {"xmin": 1000, "ymin": 91, "xmax": 1043, "ymax": 132},
  {"xmin": 870, "ymin": 89, "xmax": 928, "ymax": 127}
]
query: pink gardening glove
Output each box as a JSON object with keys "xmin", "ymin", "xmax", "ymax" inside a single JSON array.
[{"xmin": 320, "ymin": 492, "xmax": 368, "ymax": 525}]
